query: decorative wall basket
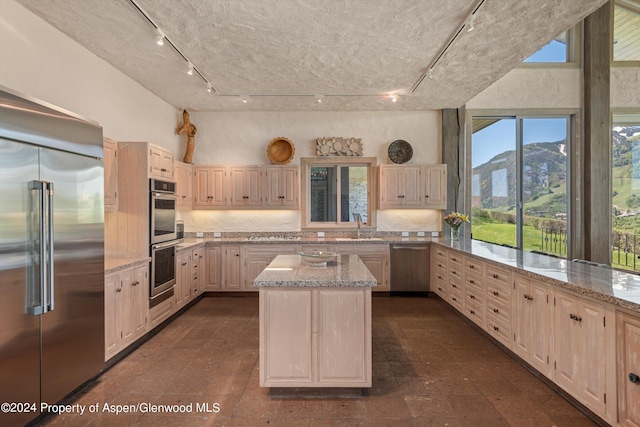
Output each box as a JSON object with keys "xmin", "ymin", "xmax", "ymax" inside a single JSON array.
[
  {"xmin": 267, "ymin": 137, "xmax": 295, "ymax": 165},
  {"xmin": 315, "ymin": 137, "xmax": 363, "ymax": 156}
]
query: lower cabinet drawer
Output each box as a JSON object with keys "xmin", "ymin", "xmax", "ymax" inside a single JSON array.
[
  {"xmin": 465, "ymin": 295, "xmax": 484, "ymax": 326},
  {"xmin": 449, "ymin": 286, "xmax": 463, "ymax": 311},
  {"xmin": 486, "ymin": 298, "xmax": 510, "ymax": 325},
  {"xmin": 486, "ymin": 313, "xmax": 511, "ymax": 348},
  {"xmin": 487, "ymin": 282, "xmax": 511, "ymax": 307}
]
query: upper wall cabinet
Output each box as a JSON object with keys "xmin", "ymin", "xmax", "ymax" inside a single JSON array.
[
  {"xmin": 264, "ymin": 166, "xmax": 299, "ymax": 208},
  {"xmin": 148, "ymin": 144, "xmax": 174, "ymax": 180},
  {"xmin": 379, "ymin": 164, "xmax": 447, "ymax": 209},
  {"xmin": 193, "ymin": 166, "xmax": 227, "ymax": 208},
  {"xmin": 103, "ymin": 137, "xmax": 118, "ymax": 212},
  {"xmin": 192, "ymin": 165, "xmax": 300, "ymax": 210},
  {"xmin": 175, "ymin": 161, "xmax": 193, "ymax": 210}
]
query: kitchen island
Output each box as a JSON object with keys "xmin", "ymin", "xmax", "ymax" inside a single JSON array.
[{"xmin": 255, "ymin": 254, "xmax": 376, "ymax": 387}]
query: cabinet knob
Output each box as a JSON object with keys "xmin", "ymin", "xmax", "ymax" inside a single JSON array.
[
  {"xmin": 425, "ymin": 195, "xmax": 429, "ymax": 198},
  {"xmin": 116, "ymin": 287, "xmax": 122, "ymax": 293},
  {"xmin": 493, "ymin": 291, "xmax": 499, "ymax": 296},
  {"xmin": 493, "ymin": 326, "xmax": 499, "ymax": 331},
  {"xmin": 452, "ymin": 284, "xmax": 457, "ymax": 288},
  {"xmin": 236, "ymin": 253, "xmax": 240, "ymax": 257},
  {"xmin": 470, "ymin": 294, "xmax": 475, "ymax": 299},
  {"xmin": 452, "ymin": 297, "xmax": 457, "ymax": 301},
  {"xmin": 469, "ymin": 279, "xmax": 475, "ymax": 284},
  {"xmin": 630, "ymin": 373, "xmax": 640, "ymax": 384},
  {"xmin": 493, "ymin": 308, "xmax": 499, "ymax": 314},
  {"xmin": 492, "ymin": 274, "xmax": 499, "ymax": 279}
]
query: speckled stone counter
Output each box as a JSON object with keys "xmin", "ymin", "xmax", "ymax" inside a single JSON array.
[
  {"xmin": 434, "ymin": 239, "xmax": 640, "ymax": 313},
  {"xmin": 254, "ymin": 254, "xmax": 377, "ymax": 288},
  {"xmin": 105, "ymin": 256, "xmax": 149, "ymax": 275}
]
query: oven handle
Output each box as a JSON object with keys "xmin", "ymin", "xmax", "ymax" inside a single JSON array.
[
  {"xmin": 152, "ymin": 192, "xmax": 177, "ymax": 199},
  {"xmin": 152, "ymin": 241, "xmax": 178, "ymax": 250}
]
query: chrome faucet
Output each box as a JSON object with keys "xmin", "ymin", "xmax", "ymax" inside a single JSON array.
[{"xmin": 353, "ymin": 213, "xmax": 363, "ymax": 238}]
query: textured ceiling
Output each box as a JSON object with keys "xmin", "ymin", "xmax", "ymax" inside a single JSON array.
[{"xmin": 17, "ymin": 0, "xmax": 608, "ymax": 111}]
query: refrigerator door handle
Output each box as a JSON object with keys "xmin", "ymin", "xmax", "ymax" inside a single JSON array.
[
  {"xmin": 26, "ymin": 180, "xmax": 54, "ymax": 315},
  {"xmin": 27, "ymin": 180, "xmax": 46, "ymax": 315},
  {"xmin": 45, "ymin": 182, "xmax": 54, "ymax": 312}
]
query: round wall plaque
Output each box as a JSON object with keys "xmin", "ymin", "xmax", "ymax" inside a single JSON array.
[
  {"xmin": 388, "ymin": 139, "xmax": 413, "ymax": 164},
  {"xmin": 267, "ymin": 137, "xmax": 295, "ymax": 165}
]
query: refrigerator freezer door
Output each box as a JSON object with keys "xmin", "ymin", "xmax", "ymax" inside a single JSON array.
[
  {"xmin": 40, "ymin": 148, "xmax": 105, "ymax": 406},
  {"xmin": 0, "ymin": 139, "xmax": 42, "ymax": 426}
]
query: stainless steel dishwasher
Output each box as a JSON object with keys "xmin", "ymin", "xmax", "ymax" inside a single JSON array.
[{"xmin": 390, "ymin": 244, "xmax": 430, "ymax": 295}]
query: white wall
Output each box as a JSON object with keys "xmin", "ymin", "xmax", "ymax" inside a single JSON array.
[
  {"xmin": 180, "ymin": 110, "xmax": 443, "ymax": 233},
  {"xmin": 466, "ymin": 67, "xmax": 582, "ymax": 109},
  {"xmin": 611, "ymin": 66, "xmax": 640, "ymax": 108},
  {"xmin": 0, "ymin": 1, "xmax": 181, "ymax": 151}
]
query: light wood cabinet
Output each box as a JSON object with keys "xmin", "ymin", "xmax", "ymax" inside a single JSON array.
[
  {"xmin": 264, "ymin": 166, "xmax": 299, "ymax": 208},
  {"xmin": 485, "ymin": 263, "xmax": 512, "ymax": 348},
  {"xmin": 175, "ymin": 250, "xmax": 192, "ymax": 309},
  {"xmin": 229, "ymin": 166, "xmax": 262, "ymax": 207},
  {"xmin": 103, "ymin": 137, "xmax": 118, "ymax": 212},
  {"xmin": 260, "ymin": 287, "xmax": 371, "ymax": 387},
  {"xmin": 617, "ymin": 311, "xmax": 640, "ymax": 427},
  {"xmin": 335, "ymin": 244, "xmax": 390, "ymax": 292},
  {"xmin": 222, "ymin": 245, "xmax": 242, "ymax": 290},
  {"xmin": 205, "ymin": 245, "xmax": 221, "ymax": 291},
  {"xmin": 242, "ymin": 244, "xmax": 299, "ymax": 291},
  {"xmin": 104, "ymin": 264, "xmax": 149, "ymax": 361},
  {"xmin": 193, "ymin": 166, "xmax": 227, "ymax": 208},
  {"xmin": 554, "ymin": 290, "xmax": 608, "ymax": 416},
  {"xmin": 423, "ymin": 164, "xmax": 447, "ymax": 209},
  {"xmin": 175, "ymin": 161, "xmax": 192, "ymax": 210},
  {"xmin": 512, "ymin": 273, "xmax": 552, "ymax": 377},
  {"xmin": 431, "ymin": 246, "xmax": 448, "ymax": 298},
  {"xmin": 379, "ymin": 164, "xmax": 447, "ymax": 209},
  {"xmin": 463, "ymin": 257, "xmax": 485, "ymax": 327},
  {"xmin": 379, "ymin": 165, "xmax": 422, "ymax": 208},
  {"xmin": 191, "ymin": 247, "xmax": 204, "ymax": 297},
  {"xmin": 149, "ymin": 144, "xmax": 174, "ymax": 180}
]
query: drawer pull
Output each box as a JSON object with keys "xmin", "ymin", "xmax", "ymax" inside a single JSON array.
[
  {"xmin": 470, "ymin": 310, "xmax": 475, "ymax": 315},
  {"xmin": 469, "ymin": 265, "xmax": 474, "ymax": 269},
  {"xmin": 492, "ymin": 274, "xmax": 499, "ymax": 279},
  {"xmin": 438, "ymin": 287, "xmax": 443, "ymax": 291},
  {"xmin": 452, "ymin": 257, "xmax": 457, "ymax": 261},
  {"xmin": 569, "ymin": 313, "xmax": 582, "ymax": 322},
  {"xmin": 493, "ymin": 326, "xmax": 499, "ymax": 331},
  {"xmin": 452, "ymin": 297, "xmax": 457, "ymax": 302},
  {"xmin": 630, "ymin": 373, "xmax": 640, "ymax": 384},
  {"xmin": 493, "ymin": 291, "xmax": 499, "ymax": 296},
  {"xmin": 437, "ymin": 275, "xmax": 443, "ymax": 280},
  {"xmin": 452, "ymin": 284, "xmax": 457, "ymax": 288},
  {"xmin": 469, "ymin": 279, "xmax": 475, "ymax": 284},
  {"xmin": 493, "ymin": 308, "xmax": 499, "ymax": 314},
  {"xmin": 469, "ymin": 294, "xmax": 475, "ymax": 299},
  {"xmin": 523, "ymin": 294, "xmax": 533, "ymax": 301}
]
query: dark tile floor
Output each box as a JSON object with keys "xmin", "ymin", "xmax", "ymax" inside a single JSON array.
[{"xmin": 44, "ymin": 296, "xmax": 598, "ymax": 426}]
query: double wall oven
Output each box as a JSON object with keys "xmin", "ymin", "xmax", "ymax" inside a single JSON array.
[{"xmin": 149, "ymin": 179, "xmax": 178, "ymax": 307}]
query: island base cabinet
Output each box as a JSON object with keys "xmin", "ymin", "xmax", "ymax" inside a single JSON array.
[
  {"xmin": 260, "ymin": 287, "xmax": 371, "ymax": 387},
  {"xmin": 617, "ymin": 311, "xmax": 640, "ymax": 427}
]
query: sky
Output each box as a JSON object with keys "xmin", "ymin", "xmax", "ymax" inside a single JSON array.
[{"xmin": 472, "ymin": 118, "xmax": 568, "ymax": 168}]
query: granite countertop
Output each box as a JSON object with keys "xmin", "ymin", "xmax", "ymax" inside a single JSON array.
[
  {"xmin": 434, "ymin": 239, "xmax": 640, "ymax": 313},
  {"xmin": 179, "ymin": 236, "xmax": 432, "ymax": 245},
  {"xmin": 254, "ymin": 254, "xmax": 377, "ymax": 288},
  {"xmin": 105, "ymin": 255, "xmax": 150, "ymax": 275}
]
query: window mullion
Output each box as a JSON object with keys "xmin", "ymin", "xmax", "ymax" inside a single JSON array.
[{"xmin": 516, "ymin": 117, "xmax": 524, "ymax": 250}]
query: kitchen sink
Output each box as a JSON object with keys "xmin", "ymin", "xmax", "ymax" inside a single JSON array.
[{"xmin": 334, "ymin": 237, "xmax": 384, "ymax": 241}]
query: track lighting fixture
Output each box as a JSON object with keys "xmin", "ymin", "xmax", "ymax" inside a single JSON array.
[
  {"xmin": 187, "ymin": 63, "xmax": 194, "ymax": 76},
  {"xmin": 155, "ymin": 28, "xmax": 165, "ymax": 46}
]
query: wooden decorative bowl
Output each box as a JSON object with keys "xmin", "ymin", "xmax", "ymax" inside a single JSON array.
[{"xmin": 267, "ymin": 137, "xmax": 295, "ymax": 165}]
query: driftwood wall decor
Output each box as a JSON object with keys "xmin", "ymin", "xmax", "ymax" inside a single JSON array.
[
  {"xmin": 177, "ymin": 110, "xmax": 197, "ymax": 163},
  {"xmin": 315, "ymin": 137, "xmax": 363, "ymax": 156}
]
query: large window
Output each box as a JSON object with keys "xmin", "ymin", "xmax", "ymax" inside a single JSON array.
[
  {"xmin": 524, "ymin": 31, "xmax": 569, "ymax": 63},
  {"xmin": 301, "ymin": 157, "xmax": 376, "ymax": 229},
  {"xmin": 471, "ymin": 116, "xmax": 570, "ymax": 257},
  {"xmin": 612, "ymin": 112, "xmax": 640, "ymax": 272}
]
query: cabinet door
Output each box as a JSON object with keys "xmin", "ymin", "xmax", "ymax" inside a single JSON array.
[
  {"xmin": 358, "ymin": 255, "xmax": 388, "ymax": 292},
  {"xmin": 317, "ymin": 289, "xmax": 370, "ymax": 385},
  {"xmin": 617, "ymin": 312, "xmax": 640, "ymax": 427},
  {"xmin": 119, "ymin": 268, "xmax": 135, "ymax": 344},
  {"xmin": 205, "ymin": 246, "xmax": 221, "ymax": 290},
  {"xmin": 424, "ymin": 164, "xmax": 446, "ymax": 209},
  {"xmin": 223, "ymin": 246, "xmax": 241, "ymax": 289},
  {"xmin": 554, "ymin": 292, "xmax": 580, "ymax": 391},
  {"xmin": 149, "ymin": 146, "xmax": 163, "ymax": 178},
  {"xmin": 529, "ymin": 283, "xmax": 551, "ymax": 375},
  {"xmin": 175, "ymin": 251, "xmax": 191, "ymax": 307},
  {"xmin": 230, "ymin": 167, "xmax": 262, "ymax": 206},
  {"xmin": 103, "ymin": 138, "xmax": 118, "ymax": 212},
  {"xmin": 193, "ymin": 167, "xmax": 226, "ymax": 207},
  {"xmin": 244, "ymin": 255, "xmax": 272, "ymax": 291},
  {"xmin": 379, "ymin": 166, "xmax": 403, "ymax": 208},
  {"xmin": 104, "ymin": 273, "xmax": 120, "ymax": 361},
  {"xmin": 260, "ymin": 288, "xmax": 314, "ymax": 386},
  {"xmin": 175, "ymin": 162, "xmax": 192, "ymax": 209},
  {"xmin": 401, "ymin": 166, "xmax": 422, "ymax": 206},
  {"xmin": 577, "ymin": 299, "xmax": 606, "ymax": 414},
  {"xmin": 191, "ymin": 248, "xmax": 204, "ymax": 296},
  {"xmin": 161, "ymin": 150, "xmax": 174, "ymax": 179},
  {"xmin": 131, "ymin": 266, "xmax": 148, "ymax": 339},
  {"xmin": 265, "ymin": 167, "xmax": 299, "ymax": 208}
]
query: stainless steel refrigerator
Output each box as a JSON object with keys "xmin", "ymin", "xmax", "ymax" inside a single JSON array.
[{"xmin": 0, "ymin": 88, "xmax": 105, "ymax": 426}]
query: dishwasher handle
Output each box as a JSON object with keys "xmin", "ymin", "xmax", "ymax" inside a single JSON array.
[{"xmin": 391, "ymin": 246, "xmax": 429, "ymax": 250}]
